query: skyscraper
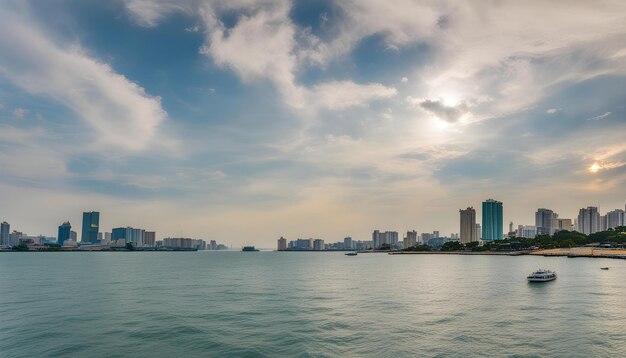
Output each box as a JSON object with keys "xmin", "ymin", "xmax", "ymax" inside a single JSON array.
[
  {"xmin": 459, "ymin": 207, "xmax": 477, "ymax": 244},
  {"xmin": 343, "ymin": 237, "xmax": 353, "ymax": 250},
  {"xmin": 606, "ymin": 209, "xmax": 625, "ymax": 229},
  {"xmin": 535, "ymin": 208, "xmax": 557, "ymax": 235},
  {"xmin": 277, "ymin": 237, "xmax": 287, "ymax": 251},
  {"xmin": 577, "ymin": 207, "xmax": 601, "ymax": 235},
  {"xmin": 57, "ymin": 221, "xmax": 71, "ymax": 246},
  {"xmin": 1, "ymin": 221, "xmax": 9, "ymax": 246},
  {"xmin": 482, "ymin": 199, "xmax": 503, "ymax": 241},
  {"xmin": 404, "ymin": 230, "xmax": 417, "ymax": 249},
  {"xmin": 475, "ymin": 223, "xmax": 482, "ymax": 240},
  {"xmin": 81, "ymin": 211, "xmax": 100, "ymax": 243},
  {"xmin": 112, "ymin": 227, "xmax": 145, "ymax": 246}
]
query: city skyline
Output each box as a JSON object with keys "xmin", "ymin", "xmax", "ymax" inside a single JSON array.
[{"xmin": 0, "ymin": 1, "xmax": 624, "ymax": 246}]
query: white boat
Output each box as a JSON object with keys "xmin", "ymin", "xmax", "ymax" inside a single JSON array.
[{"xmin": 527, "ymin": 269, "xmax": 557, "ymax": 282}]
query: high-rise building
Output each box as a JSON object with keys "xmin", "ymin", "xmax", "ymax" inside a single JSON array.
[
  {"xmin": 143, "ymin": 231, "xmax": 156, "ymax": 246},
  {"xmin": 343, "ymin": 237, "xmax": 353, "ymax": 250},
  {"xmin": 81, "ymin": 211, "xmax": 100, "ymax": 243},
  {"xmin": 606, "ymin": 209, "xmax": 625, "ymax": 229},
  {"xmin": 372, "ymin": 230, "xmax": 380, "ymax": 249},
  {"xmin": 459, "ymin": 207, "xmax": 477, "ymax": 244},
  {"xmin": 57, "ymin": 222, "xmax": 71, "ymax": 246},
  {"xmin": 535, "ymin": 208, "xmax": 557, "ymax": 235},
  {"xmin": 313, "ymin": 239, "xmax": 325, "ymax": 251},
  {"xmin": 70, "ymin": 231, "xmax": 77, "ymax": 242},
  {"xmin": 112, "ymin": 227, "xmax": 145, "ymax": 246},
  {"xmin": 482, "ymin": 199, "xmax": 503, "ymax": 240},
  {"xmin": 577, "ymin": 207, "xmax": 601, "ymax": 235},
  {"xmin": 209, "ymin": 240, "xmax": 217, "ymax": 250},
  {"xmin": 277, "ymin": 237, "xmax": 287, "ymax": 251},
  {"xmin": 104, "ymin": 232, "xmax": 111, "ymax": 241},
  {"xmin": 518, "ymin": 225, "xmax": 538, "ymax": 239},
  {"xmin": 552, "ymin": 218, "xmax": 574, "ymax": 232},
  {"xmin": 372, "ymin": 230, "xmax": 398, "ymax": 248},
  {"xmin": 475, "ymin": 223, "xmax": 481, "ymax": 240},
  {"xmin": 404, "ymin": 230, "xmax": 417, "ymax": 249},
  {"xmin": 600, "ymin": 215, "xmax": 608, "ymax": 231},
  {"xmin": 1, "ymin": 221, "xmax": 9, "ymax": 246},
  {"xmin": 420, "ymin": 232, "xmax": 433, "ymax": 244}
]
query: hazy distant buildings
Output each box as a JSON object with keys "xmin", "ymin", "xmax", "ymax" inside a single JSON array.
[
  {"xmin": 535, "ymin": 208, "xmax": 557, "ymax": 235},
  {"xmin": 112, "ymin": 227, "xmax": 145, "ymax": 247},
  {"xmin": 372, "ymin": 230, "xmax": 398, "ymax": 249},
  {"xmin": 70, "ymin": 230, "xmax": 77, "ymax": 242},
  {"xmin": 143, "ymin": 231, "xmax": 156, "ymax": 247},
  {"xmin": 475, "ymin": 224, "xmax": 481, "ymax": 241},
  {"xmin": 343, "ymin": 237, "xmax": 353, "ymax": 250},
  {"xmin": 313, "ymin": 239, "xmax": 324, "ymax": 251},
  {"xmin": 606, "ymin": 209, "xmax": 625, "ymax": 229},
  {"xmin": 518, "ymin": 225, "xmax": 538, "ymax": 239},
  {"xmin": 277, "ymin": 237, "xmax": 287, "ymax": 251},
  {"xmin": 161, "ymin": 237, "xmax": 206, "ymax": 250},
  {"xmin": 577, "ymin": 207, "xmax": 601, "ymax": 235},
  {"xmin": 1, "ymin": 221, "xmax": 9, "ymax": 246},
  {"xmin": 81, "ymin": 211, "xmax": 100, "ymax": 243},
  {"xmin": 482, "ymin": 199, "xmax": 503, "ymax": 240},
  {"xmin": 404, "ymin": 230, "xmax": 417, "ymax": 249},
  {"xmin": 459, "ymin": 207, "xmax": 477, "ymax": 244},
  {"xmin": 57, "ymin": 222, "xmax": 71, "ymax": 246},
  {"xmin": 553, "ymin": 218, "xmax": 574, "ymax": 232}
]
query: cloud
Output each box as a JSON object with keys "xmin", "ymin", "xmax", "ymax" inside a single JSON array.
[
  {"xmin": 587, "ymin": 111, "xmax": 612, "ymax": 121},
  {"xmin": 407, "ymin": 97, "xmax": 469, "ymax": 123},
  {"xmin": 546, "ymin": 108, "xmax": 560, "ymax": 114},
  {"xmin": 0, "ymin": 5, "xmax": 168, "ymax": 152},
  {"xmin": 12, "ymin": 108, "xmax": 28, "ymax": 119},
  {"xmin": 311, "ymin": 81, "xmax": 397, "ymax": 110},
  {"xmin": 401, "ymin": 77, "xmax": 408, "ymax": 83}
]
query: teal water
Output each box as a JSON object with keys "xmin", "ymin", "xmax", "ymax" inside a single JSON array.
[{"xmin": 1, "ymin": 252, "xmax": 626, "ymax": 357}]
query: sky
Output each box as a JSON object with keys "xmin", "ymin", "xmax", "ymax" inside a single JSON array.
[{"xmin": 0, "ymin": 0, "xmax": 625, "ymax": 247}]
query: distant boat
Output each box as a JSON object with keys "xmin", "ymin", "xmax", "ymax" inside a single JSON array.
[
  {"xmin": 345, "ymin": 252, "xmax": 358, "ymax": 256},
  {"xmin": 527, "ymin": 269, "xmax": 557, "ymax": 282},
  {"xmin": 242, "ymin": 246, "xmax": 259, "ymax": 252},
  {"xmin": 601, "ymin": 267, "xmax": 609, "ymax": 270}
]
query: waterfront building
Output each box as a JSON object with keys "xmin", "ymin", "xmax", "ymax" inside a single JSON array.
[
  {"xmin": 210, "ymin": 240, "xmax": 217, "ymax": 250},
  {"xmin": 475, "ymin": 224, "xmax": 481, "ymax": 241},
  {"xmin": 289, "ymin": 238, "xmax": 313, "ymax": 250},
  {"xmin": 104, "ymin": 232, "xmax": 111, "ymax": 241},
  {"xmin": 459, "ymin": 207, "xmax": 477, "ymax": 244},
  {"xmin": 404, "ymin": 230, "xmax": 417, "ymax": 249},
  {"xmin": 8, "ymin": 230, "xmax": 22, "ymax": 247},
  {"xmin": 552, "ymin": 218, "xmax": 574, "ymax": 232},
  {"xmin": 577, "ymin": 207, "xmax": 601, "ymax": 235},
  {"xmin": 98, "ymin": 232, "xmax": 103, "ymax": 241},
  {"xmin": 1, "ymin": 221, "xmax": 9, "ymax": 246},
  {"xmin": 606, "ymin": 209, "xmax": 625, "ymax": 229},
  {"xmin": 313, "ymin": 239, "xmax": 324, "ymax": 251},
  {"xmin": 162, "ymin": 237, "xmax": 206, "ymax": 249},
  {"xmin": 482, "ymin": 199, "xmax": 503, "ymax": 240},
  {"xmin": 343, "ymin": 237, "xmax": 353, "ymax": 250},
  {"xmin": 81, "ymin": 211, "xmax": 100, "ymax": 243},
  {"xmin": 70, "ymin": 231, "xmax": 77, "ymax": 242},
  {"xmin": 420, "ymin": 232, "xmax": 433, "ymax": 244},
  {"xmin": 600, "ymin": 215, "xmax": 608, "ymax": 231},
  {"xmin": 143, "ymin": 231, "xmax": 156, "ymax": 247},
  {"xmin": 277, "ymin": 237, "xmax": 287, "ymax": 251},
  {"xmin": 372, "ymin": 230, "xmax": 398, "ymax": 249},
  {"xmin": 518, "ymin": 225, "xmax": 538, "ymax": 239},
  {"xmin": 112, "ymin": 227, "xmax": 145, "ymax": 247},
  {"xmin": 57, "ymin": 222, "xmax": 71, "ymax": 246},
  {"xmin": 535, "ymin": 208, "xmax": 557, "ymax": 235}
]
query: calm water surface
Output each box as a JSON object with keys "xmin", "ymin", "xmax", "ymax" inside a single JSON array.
[{"xmin": 1, "ymin": 252, "xmax": 626, "ymax": 357}]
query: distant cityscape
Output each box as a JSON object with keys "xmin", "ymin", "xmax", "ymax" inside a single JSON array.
[
  {"xmin": 1, "ymin": 199, "xmax": 625, "ymax": 252},
  {"xmin": 0, "ymin": 211, "xmax": 229, "ymax": 251},
  {"xmin": 276, "ymin": 200, "xmax": 625, "ymax": 251}
]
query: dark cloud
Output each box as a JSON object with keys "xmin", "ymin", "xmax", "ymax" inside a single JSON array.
[{"xmin": 419, "ymin": 99, "xmax": 468, "ymax": 123}]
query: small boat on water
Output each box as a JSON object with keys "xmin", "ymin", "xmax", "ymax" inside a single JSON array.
[
  {"xmin": 601, "ymin": 267, "xmax": 609, "ymax": 270},
  {"xmin": 345, "ymin": 252, "xmax": 358, "ymax": 256},
  {"xmin": 527, "ymin": 269, "xmax": 557, "ymax": 282}
]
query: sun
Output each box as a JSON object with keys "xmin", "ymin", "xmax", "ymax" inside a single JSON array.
[{"xmin": 589, "ymin": 163, "xmax": 601, "ymax": 173}]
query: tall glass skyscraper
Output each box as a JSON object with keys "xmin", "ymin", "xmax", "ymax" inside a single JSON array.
[
  {"xmin": 81, "ymin": 212, "xmax": 100, "ymax": 243},
  {"xmin": 1, "ymin": 221, "xmax": 9, "ymax": 246},
  {"xmin": 482, "ymin": 199, "xmax": 503, "ymax": 241},
  {"xmin": 57, "ymin": 221, "xmax": 71, "ymax": 246}
]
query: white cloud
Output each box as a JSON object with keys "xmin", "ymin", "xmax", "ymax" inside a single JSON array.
[
  {"xmin": 0, "ymin": 6, "xmax": 168, "ymax": 152},
  {"xmin": 587, "ymin": 112, "xmax": 612, "ymax": 121},
  {"xmin": 311, "ymin": 81, "xmax": 397, "ymax": 110},
  {"xmin": 401, "ymin": 77, "xmax": 408, "ymax": 83},
  {"xmin": 12, "ymin": 108, "xmax": 28, "ymax": 119},
  {"xmin": 546, "ymin": 108, "xmax": 560, "ymax": 114},
  {"xmin": 407, "ymin": 96, "xmax": 470, "ymax": 123}
]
